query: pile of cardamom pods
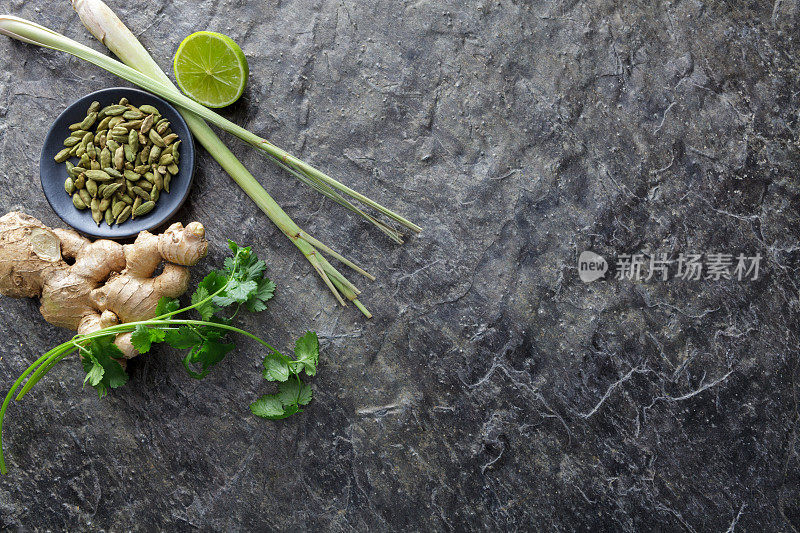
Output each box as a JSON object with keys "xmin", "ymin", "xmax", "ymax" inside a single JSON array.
[{"xmin": 54, "ymin": 97, "xmax": 181, "ymax": 226}]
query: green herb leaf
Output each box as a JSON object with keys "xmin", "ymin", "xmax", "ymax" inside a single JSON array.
[
  {"xmin": 82, "ymin": 353, "xmax": 104, "ymax": 387},
  {"xmin": 182, "ymin": 339, "xmax": 234, "ymax": 379},
  {"xmin": 156, "ymin": 297, "xmax": 180, "ymax": 317},
  {"xmin": 190, "ymin": 285, "xmax": 214, "ymax": 321},
  {"xmin": 80, "ymin": 336, "xmax": 128, "ymax": 397},
  {"xmin": 294, "ymin": 331, "xmax": 319, "ymax": 376},
  {"xmin": 278, "ymin": 379, "xmax": 312, "ymax": 406},
  {"xmin": 246, "ymin": 277, "xmax": 276, "ymax": 313},
  {"xmin": 163, "ymin": 326, "xmax": 203, "ymax": 349},
  {"xmin": 262, "ymin": 352, "xmax": 290, "ymax": 382},
  {"xmin": 130, "ymin": 324, "xmax": 166, "ymax": 354},
  {"xmin": 249, "ymin": 394, "xmax": 287, "ymax": 419}
]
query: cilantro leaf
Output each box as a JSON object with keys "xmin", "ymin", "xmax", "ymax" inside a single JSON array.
[
  {"xmin": 156, "ymin": 297, "xmax": 180, "ymax": 317},
  {"xmin": 278, "ymin": 379, "xmax": 313, "ymax": 406},
  {"xmin": 182, "ymin": 340, "xmax": 234, "ymax": 379},
  {"xmin": 262, "ymin": 352, "xmax": 290, "ymax": 382},
  {"xmin": 214, "ymin": 279, "xmax": 258, "ymax": 307},
  {"xmin": 80, "ymin": 336, "xmax": 128, "ymax": 397},
  {"xmin": 249, "ymin": 395, "xmax": 288, "ymax": 419},
  {"xmin": 130, "ymin": 325, "xmax": 166, "ymax": 354},
  {"xmin": 191, "ymin": 286, "xmax": 214, "ymax": 321},
  {"xmin": 82, "ymin": 353, "xmax": 104, "ymax": 387},
  {"xmin": 294, "ymin": 331, "xmax": 319, "ymax": 376},
  {"xmin": 246, "ymin": 278, "xmax": 276, "ymax": 313},
  {"xmin": 163, "ymin": 326, "xmax": 203, "ymax": 349}
]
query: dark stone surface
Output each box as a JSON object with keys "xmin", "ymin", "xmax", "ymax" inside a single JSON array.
[{"xmin": 0, "ymin": 0, "xmax": 799, "ymax": 530}]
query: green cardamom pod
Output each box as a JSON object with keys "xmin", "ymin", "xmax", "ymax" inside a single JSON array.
[
  {"xmin": 163, "ymin": 174, "xmax": 172, "ymax": 193},
  {"xmin": 79, "ymin": 154, "xmax": 91, "ymax": 168},
  {"xmin": 91, "ymin": 206, "xmax": 103, "ymax": 226},
  {"xmin": 112, "ymin": 201, "xmax": 125, "ymax": 218},
  {"xmin": 72, "ymin": 193, "xmax": 87, "ymax": 210},
  {"xmin": 120, "ymin": 120, "xmax": 143, "ymax": 130},
  {"xmin": 139, "ymin": 105, "xmax": 160, "ymax": 115},
  {"xmin": 100, "ymin": 104, "xmax": 127, "ymax": 116},
  {"xmin": 63, "ymin": 137, "xmax": 80, "ymax": 148},
  {"xmin": 108, "ymin": 116, "xmax": 124, "ymax": 129},
  {"xmin": 116, "ymin": 205, "xmax": 132, "ymax": 224},
  {"xmin": 161, "ymin": 133, "xmax": 178, "ymax": 145},
  {"xmin": 148, "ymin": 129, "xmax": 165, "ymax": 148},
  {"xmin": 71, "ymin": 129, "xmax": 89, "ymax": 138},
  {"xmin": 104, "ymin": 207, "xmax": 115, "ymax": 227},
  {"xmin": 79, "ymin": 188, "xmax": 92, "ymax": 206},
  {"xmin": 155, "ymin": 120, "xmax": 170, "ymax": 135},
  {"xmin": 114, "ymin": 146, "xmax": 125, "ymax": 170},
  {"xmin": 102, "ymin": 182, "xmax": 123, "ymax": 199},
  {"xmin": 123, "ymin": 169, "xmax": 141, "ymax": 181},
  {"xmin": 110, "ymin": 126, "xmax": 128, "ymax": 137},
  {"xmin": 150, "ymin": 187, "xmax": 160, "ymax": 202},
  {"xmin": 95, "ymin": 132, "xmax": 106, "ymax": 149},
  {"xmin": 129, "ymin": 129, "xmax": 140, "ymax": 151},
  {"xmin": 68, "ymin": 165, "xmax": 84, "ymax": 178},
  {"xmin": 99, "ymin": 197, "xmax": 112, "ymax": 211},
  {"xmin": 132, "ymin": 186, "xmax": 151, "ymax": 199},
  {"xmin": 68, "ymin": 122, "xmax": 83, "ymax": 131},
  {"xmin": 75, "ymin": 145, "xmax": 86, "ymax": 158},
  {"xmin": 138, "ymin": 145, "xmax": 151, "ymax": 165},
  {"xmin": 124, "ymin": 143, "xmax": 136, "ymax": 163},
  {"xmin": 78, "ymin": 112, "xmax": 98, "ymax": 131},
  {"xmin": 103, "ymin": 167, "xmax": 124, "ymax": 179},
  {"xmin": 134, "ymin": 165, "xmax": 150, "ymax": 175},
  {"xmin": 171, "ymin": 140, "xmax": 181, "ymax": 160},
  {"xmin": 100, "ymin": 148, "xmax": 111, "ymax": 169},
  {"xmin": 159, "ymin": 153, "xmax": 174, "ymax": 166},
  {"xmin": 86, "ymin": 142, "xmax": 96, "ymax": 160},
  {"xmin": 136, "ymin": 179, "xmax": 153, "ymax": 192},
  {"xmin": 54, "ymin": 148, "xmax": 72, "ymax": 163},
  {"xmin": 140, "ymin": 114, "xmax": 154, "ymax": 134},
  {"xmin": 133, "ymin": 201, "xmax": 155, "ymax": 217},
  {"xmin": 153, "ymin": 172, "xmax": 164, "ymax": 191},
  {"xmin": 86, "ymin": 179, "xmax": 98, "ymax": 197},
  {"xmin": 74, "ymin": 174, "xmax": 86, "ymax": 189},
  {"xmin": 121, "ymin": 194, "xmax": 134, "ymax": 206},
  {"xmin": 122, "ymin": 109, "xmax": 144, "ymax": 120},
  {"xmin": 64, "ymin": 177, "xmax": 76, "ymax": 195},
  {"xmin": 88, "ymin": 101, "xmax": 101, "ymax": 114},
  {"xmin": 119, "ymin": 97, "xmax": 128, "ymax": 106},
  {"xmin": 167, "ymin": 163, "xmax": 179, "ymax": 175},
  {"xmin": 96, "ymin": 116, "xmax": 113, "ymax": 131},
  {"xmin": 90, "ymin": 160, "xmax": 101, "ymax": 171},
  {"xmin": 106, "ymin": 139, "xmax": 120, "ymax": 153},
  {"xmin": 84, "ymin": 169, "xmax": 114, "ymax": 182},
  {"xmin": 148, "ymin": 145, "xmax": 162, "ymax": 164},
  {"xmin": 132, "ymin": 197, "xmax": 143, "ymax": 218}
]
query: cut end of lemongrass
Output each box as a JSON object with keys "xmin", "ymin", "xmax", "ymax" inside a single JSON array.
[{"xmin": 353, "ymin": 299, "xmax": 372, "ymax": 318}]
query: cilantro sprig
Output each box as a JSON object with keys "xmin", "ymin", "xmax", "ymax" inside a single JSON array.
[{"xmin": 0, "ymin": 241, "xmax": 320, "ymax": 474}]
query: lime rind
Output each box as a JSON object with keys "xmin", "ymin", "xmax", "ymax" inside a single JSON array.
[{"xmin": 173, "ymin": 31, "xmax": 249, "ymax": 108}]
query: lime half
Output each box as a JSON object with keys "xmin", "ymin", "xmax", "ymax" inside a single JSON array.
[{"xmin": 173, "ymin": 31, "xmax": 249, "ymax": 108}]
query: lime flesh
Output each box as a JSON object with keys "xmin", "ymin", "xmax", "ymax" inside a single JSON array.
[{"xmin": 173, "ymin": 31, "xmax": 249, "ymax": 108}]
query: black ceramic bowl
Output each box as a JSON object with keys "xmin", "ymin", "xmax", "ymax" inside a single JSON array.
[{"xmin": 40, "ymin": 87, "xmax": 195, "ymax": 239}]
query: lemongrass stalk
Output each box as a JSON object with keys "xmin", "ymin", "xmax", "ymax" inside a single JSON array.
[{"xmin": 0, "ymin": 12, "xmax": 375, "ymax": 313}]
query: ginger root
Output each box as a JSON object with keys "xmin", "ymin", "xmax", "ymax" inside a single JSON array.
[{"xmin": 0, "ymin": 212, "xmax": 208, "ymax": 361}]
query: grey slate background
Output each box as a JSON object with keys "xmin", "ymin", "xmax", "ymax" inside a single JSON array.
[{"xmin": 0, "ymin": 0, "xmax": 799, "ymax": 530}]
